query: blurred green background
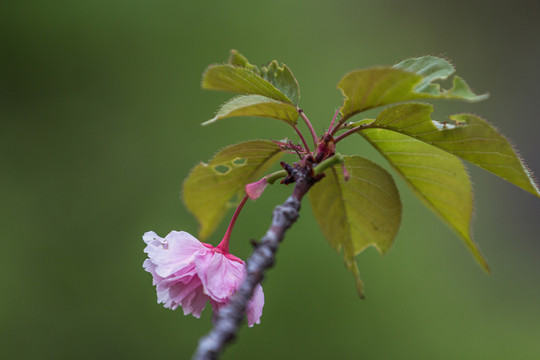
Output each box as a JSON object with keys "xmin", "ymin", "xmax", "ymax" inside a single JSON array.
[{"xmin": 2, "ymin": 1, "xmax": 540, "ymax": 359}]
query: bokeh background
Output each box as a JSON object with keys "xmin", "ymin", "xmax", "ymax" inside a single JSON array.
[{"xmin": 2, "ymin": 1, "xmax": 540, "ymax": 359}]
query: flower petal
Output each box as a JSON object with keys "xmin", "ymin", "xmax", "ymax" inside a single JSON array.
[
  {"xmin": 247, "ymin": 283, "xmax": 264, "ymax": 327},
  {"xmin": 183, "ymin": 285, "xmax": 209, "ymax": 318},
  {"xmin": 143, "ymin": 231, "xmax": 163, "ymax": 247},
  {"xmin": 195, "ymin": 252, "xmax": 245, "ymax": 302},
  {"xmin": 146, "ymin": 231, "xmax": 209, "ymax": 278},
  {"xmin": 167, "ymin": 276, "xmax": 208, "ymax": 317}
]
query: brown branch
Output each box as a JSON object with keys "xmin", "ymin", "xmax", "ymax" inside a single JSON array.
[{"xmin": 191, "ymin": 163, "xmax": 318, "ymax": 360}]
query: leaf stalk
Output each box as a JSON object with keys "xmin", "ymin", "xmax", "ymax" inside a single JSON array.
[
  {"xmin": 313, "ymin": 153, "xmax": 345, "ymax": 175},
  {"xmin": 292, "ymin": 124, "xmax": 312, "ymax": 154},
  {"xmin": 297, "ymin": 108, "xmax": 319, "ymax": 147},
  {"xmin": 265, "ymin": 170, "xmax": 288, "ymax": 185},
  {"xmin": 334, "ymin": 122, "xmax": 374, "ymax": 144}
]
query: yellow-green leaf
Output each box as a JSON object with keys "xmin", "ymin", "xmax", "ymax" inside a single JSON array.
[
  {"xmin": 259, "ymin": 60, "xmax": 300, "ymax": 105},
  {"xmin": 366, "ymin": 103, "xmax": 540, "ymax": 198},
  {"xmin": 360, "ymin": 129, "xmax": 489, "ymax": 271},
  {"xmin": 394, "ymin": 55, "xmax": 455, "ymax": 93},
  {"xmin": 228, "ymin": 49, "xmax": 260, "ymax": 73},
  {"xmin": 227, "ymin": 50, "xmax": 300, "ymax": 105},
  {"xmin": 309, "ymin": 155, "xmax": 402, "ymax": 297},
  {"xmin": 183, "ymin": 140, "xmax": 283, "ymax": 241},
  {"xmin": 202, "ymin": 95, "xmax": 298, "ymax": 126},
  {"xmin": 338, "ymin": 56, "xmax": 488, "ymax": 120},
  {"xmin": 202, "ymin": 50, "xmax": 301, "ymax": 107},
  {"xmin": 202, "ymin": 65, "xmax": 293, "ymax": 104}
]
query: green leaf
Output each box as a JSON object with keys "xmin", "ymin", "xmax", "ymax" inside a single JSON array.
[
  {"xmin": 363, "ymin": 103, "xmax": 540, "ymax": 198},
  {"xmin": 228, "ymin": 50, "xmax": 300, "ymax": 105},
  {"xmin": 338, "ymin": 56, "xmax": 488, "ymax": 120},
  {"xmin": 309, "ymin": 155, "xmax": 402, "ymax": 297},
  {"xmin": 393, "ymin": 55, "xmax": 455, "ymax": 93},
  {"xmin": 228, "ymin": 49, "xmax": 260, "ymax": 73},
  {"xmin": 360, "ymin": 129, "xmax": 489, "ymax": 271},
  {"xmin": 447, "ymin": 76, "xmax": 487, "ymax": 101},
  {"xmin": 259, "ymin": 60, "xmax": 300, "ymax": 105},
  {"xmin": 202, "ymin": 95, "xmax": 299, "ymax": 126},
  {"xmin": 202, "ymin": 50, "xmax": 300, "ymax": 105},
  {"xmin": 202, "ymin": 65, "xmax": 293, "ymax": 104},
  {"xmin": 183, "ymin": 140, "xmax": 283, "ymax": 241}
]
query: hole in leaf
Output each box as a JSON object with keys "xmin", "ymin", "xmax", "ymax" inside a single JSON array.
[
  {"xmin": 213, "ymin": 164, "xmax": 230, "ymax": 174},
  {"xmin": 232, "ymin": 157, "xmax": 247, "ymax": 166},
  {"xmin": 433, "ymin": 120, "xmax": 457, "ymax": 130}
]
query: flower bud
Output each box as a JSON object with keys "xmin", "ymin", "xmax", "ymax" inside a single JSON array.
[{"xmin": 245, "ymin": 178, "xmax": 268, "ymax": 200}]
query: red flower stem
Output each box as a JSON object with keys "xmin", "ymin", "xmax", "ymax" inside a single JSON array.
[
  {"xmin": 292, "ymin": 124, "xmax": 312, "ymax": 154},
  {"xmin": 297, "ymin": 108, "xmax": 319, "ymax": 147},
  {"xmin": 217, "ymin": 195, "xmax": 249, "ymax": 253}
]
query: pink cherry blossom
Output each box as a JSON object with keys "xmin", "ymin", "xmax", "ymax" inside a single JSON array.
[{"xmin": 142, "ymin": 230, "xmax": 264, "ymax": 326}]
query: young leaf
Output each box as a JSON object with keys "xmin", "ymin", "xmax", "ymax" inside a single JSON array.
[
  {"xmin": 202, "ymin": 65, "xmax": 293, "ymax": 104},
  {"xmin": 259, "ymin": 60, "xmax": 300, "ymax": 105},
  {"xmin": 338, "ymin": 56, "xmax": 488, "ymax": 120},
  {"xmin": 394, "ymin": 56, "xmax": 455, "ymax": 92},
  {"xmin": 202, "ymin": 50, "xmax": 300, "ymax": 105},
  {"xmin": 183, "ymin": 140, "xmax": 283, "ymax": 241},
  {"xmin": 309, "ymin": 155, "xmax": 402, "ymax": 296},
  {"xmin": 228, "ymin": 50, "xmax": 300, "ymax": 105},
  {"xmin": 363, "ymin": 103, "xmax": 540, "ymax": 198},
  {"xmin": 360, "ymin": 129, "xmax": 489, "ymax": 271},
  {"xmin": 228, "ymin": 49, "xmax": 260, "ymax": 73},
  {"xmin": 394, "ymin": 57, "xmax": 487, "ymax": 101},
  {"xmin": 202, "ymin": 95, "xmax": 298, "ymax": 126}
]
